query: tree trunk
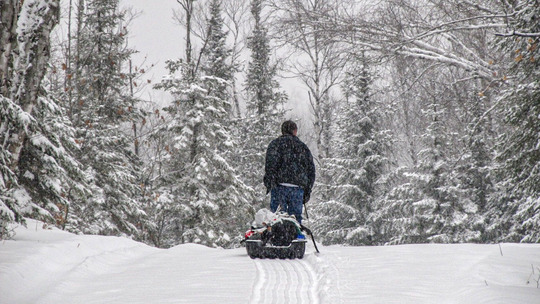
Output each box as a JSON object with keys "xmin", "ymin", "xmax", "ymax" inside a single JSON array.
[
  {"xmin": 3, "ymin": 0, "xmax": 61, "ymax": 173},
  {"xmin": 0, "ymin": 0, "xmax": 22, "ymax": 97}
]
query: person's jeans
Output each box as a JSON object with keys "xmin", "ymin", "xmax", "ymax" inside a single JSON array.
[{"xmin": 270, "ymin": 185, "xmax": 304, "ymax": 224}]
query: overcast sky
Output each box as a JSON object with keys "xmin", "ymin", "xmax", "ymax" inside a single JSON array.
[
  {"xmin": 109, "ymin": 1, "xmax": 312, "ymax": 142},
  {"xmin": 119, "ymin": 0, "xmax": 182, "ymax": 103},
  {"xmin": 121, "ymin": 0, "xmax": 308, "ymax": 110}
]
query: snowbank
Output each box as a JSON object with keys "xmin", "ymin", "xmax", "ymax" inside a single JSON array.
[{"xmin": 1, "ymin": 220, "xmax": 539, "ymax": 303}]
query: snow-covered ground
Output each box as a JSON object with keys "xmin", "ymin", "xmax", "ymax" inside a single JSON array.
[{"xmin": 1, "ymin": 220, "xmax": 539, "ymax": 304}]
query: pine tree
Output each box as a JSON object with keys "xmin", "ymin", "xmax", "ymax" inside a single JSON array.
[
  {"xmin": 148, "ymin": 60, "xmax": 191, "ymax": 247},
  {"xmin": 415, "ymin": 103, "xmax": 459, "ymax": 242},
  {"xmin": 17, "ymin": 93, "xmax": 92, "ymax": 233},
  {"xmin": 372, "ymin": 47, "xmax": 503, "ymax": 244},
  {"xmin": 490, "ymin": 1, "xmax": 540, "ymax": 242},
  {"xmin": 66, "ymin": 0, "xmax": 146, "ymax": 237},
  {"xmin": 238, "ymin": 0, "xmax": 287, "ymax": 206},
  {"xmin": 313, "ymin": 54, "xmax": 388, "ymax": 245},
  {"xmin": 452, "ymin": 90, "xmax": 494, "ymax": 242},
  {"xmin": 378, "ymin": 98, "xmax": 482, "ymax": 244},
  {"xmin": 202, "ymin": 0, "xmax": 234, "ymax": 104},
  {"xmin": 155, "ymin": 0, "xmax": 254, "ymax": 248}
]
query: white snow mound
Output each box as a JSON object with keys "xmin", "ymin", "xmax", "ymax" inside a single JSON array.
[{"xmin": 1, "ymin": 219, "xmax": 539, "ymax": 303}]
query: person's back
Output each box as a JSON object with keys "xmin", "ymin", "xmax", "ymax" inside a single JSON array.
[
  {"xmin": 265, "ymin": 134, "xmax": 313, "ymax": 190},
  {"xmin": 264, "ymin": 121, "xmax": 315, "ymax": 224}
]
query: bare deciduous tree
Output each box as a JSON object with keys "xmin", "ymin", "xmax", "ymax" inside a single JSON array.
[{"xmin": 269, "ymin": 0, "xmax": 347, "ymax": 159}]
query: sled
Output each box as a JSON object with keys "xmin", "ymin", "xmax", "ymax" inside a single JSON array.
[
  {"xmin": 245, "ymin": 238, "xmax": 306, "ymax": 259},
  {"xmin": 242, "ymin": 209, "xmax": 314, "ymax": 259}
]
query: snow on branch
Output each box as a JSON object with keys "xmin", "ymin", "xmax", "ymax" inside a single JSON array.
[{"xmin": 495, "ymin": 31, "xmax": 540, "ymax": 37}]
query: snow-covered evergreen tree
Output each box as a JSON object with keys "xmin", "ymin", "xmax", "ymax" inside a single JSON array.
[
  {"xmin": 65, "ymin": 0, "xmax": 146, "ymax": 237},
  {"xmin": 155, "ymin": 0, "xmax": 254, "ymax": 248},
  {"xmin": 313, "ymin": 54, "xmax": 388, "ymax": 245},
  {"xmin": 238, "ymin": 0, "xmax": 287, "ymax": 206},
  {"xmin": 452, "ymin": 90, "xmax": 494, "ymax": 242},
  {"xmin": 1, "ymin": 94, "xmax": 32, "ymax": 238},
  {"xmin": 201, "ymin": 0, "xmax": 234, "ymax": 104},
  {"xmin": 0, "ymin": 0, "xmax": 80, "ymax": 238},
  {"xmin": 413, "ymin": 103, "xmax": 462, "ymax": 242},
  {"xmin": 489, "ymin": 1, "xmax": 540, "ymax": 242},
  {"xmin": 17, "ymin": 93, "xmax": 92, "ymax": 233},
  {"xmin": 377, "ymin": 98, "xmax": 481, "ymax": 244}
]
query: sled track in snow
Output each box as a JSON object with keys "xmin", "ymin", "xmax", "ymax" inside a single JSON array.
[{"xmin": 250, "ymin": 257, "xmax": 321, "ymax": 304}]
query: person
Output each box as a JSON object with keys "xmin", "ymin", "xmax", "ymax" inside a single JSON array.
[{"xmin": 264, "ymin": 120, "xmax": 316, "ymax": 224}]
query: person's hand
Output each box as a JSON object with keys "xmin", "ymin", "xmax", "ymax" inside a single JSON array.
[{"xmin": 303, "ymin": 192, "xmax": 310, "ymax": 204}]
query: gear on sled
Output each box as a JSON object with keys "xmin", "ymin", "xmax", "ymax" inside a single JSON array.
[{"xmin": 242, "ymin": 209, "xmax": 318, "ymax": 259}]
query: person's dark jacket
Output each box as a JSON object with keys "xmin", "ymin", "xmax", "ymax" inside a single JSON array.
[{"xmin": 264, "ymin": 134, "xmax": 316, "ymax": 202}]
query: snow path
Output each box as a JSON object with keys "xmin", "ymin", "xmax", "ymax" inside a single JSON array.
[{"xmin": 249, "ymin": 256, "xmax": 321, "ymax": 304}]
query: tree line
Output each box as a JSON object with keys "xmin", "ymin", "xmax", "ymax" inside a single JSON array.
[{"xmin": 1, "ymin": 0, "xmax": 538, "ymax": 247}]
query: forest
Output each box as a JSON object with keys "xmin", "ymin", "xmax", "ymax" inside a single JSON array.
[{"xmin": 1, "ymin": 0, "xmax": 538, "ymax": 248}]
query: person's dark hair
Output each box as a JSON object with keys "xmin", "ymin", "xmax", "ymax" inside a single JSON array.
[{"xmin": 281, "ymin": 120, "xmax": 297, "ymax": 135}]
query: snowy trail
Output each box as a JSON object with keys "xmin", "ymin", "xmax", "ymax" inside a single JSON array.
[
  {"xmin": 249, "ymin": 255, "xmax": 322, "ymax": 304},
  {"xmin": 35, "ymin": 244, "xmax": 255, "ymax": 304},
  {"xmin": 2, "ymin": 221, "xmax": 540, "ymax": 304}
]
